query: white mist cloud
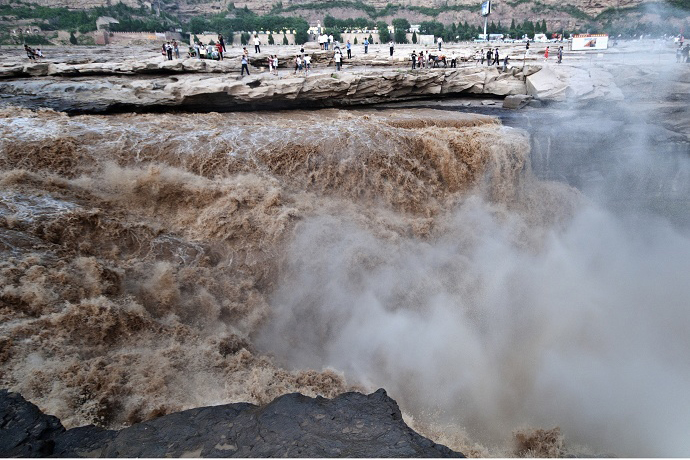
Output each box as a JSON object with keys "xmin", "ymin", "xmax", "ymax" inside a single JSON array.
[{"xmin": 257, "ymin": 194, "xmax": 690, "ymax": 456}]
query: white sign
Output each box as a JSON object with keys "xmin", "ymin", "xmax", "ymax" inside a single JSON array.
[
  {"xmin": 481, "ymin": 0, "xmax": 491, "ymax": 16},
  {"xmin": 419, "ymin": 34, "xmax": 435, "ymax": 45},
  {"xmin": 572, "ymin": 34, "xmax": 609, "ymax": 51}
]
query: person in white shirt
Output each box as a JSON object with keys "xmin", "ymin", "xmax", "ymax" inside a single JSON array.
[
  {"xmin": 334, "ymin": 50, "xmax": 342, "ymax": 71},
  {"xmin": 437, "ymin": 36, "xmax": 443, "ymax": 51},
  {"xmin": 304, "ymin": 54, "xmax": 311, "ymax": 74},
  {"xmin": 254, "ymin": 35, "xmax": 261, "ymax": 53}
]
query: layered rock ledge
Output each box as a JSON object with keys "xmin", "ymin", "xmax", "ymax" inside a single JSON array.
[
  {"xmin": 0, "ymin": 66, "xmax": 533, "ymax": 113},
  {"xmin": 0, "ymin": 388, "xmax": 464, "ymax": 457},
  {"xmin": 0, "ymin": 49, "xmax": 631, "ymax": 113}
]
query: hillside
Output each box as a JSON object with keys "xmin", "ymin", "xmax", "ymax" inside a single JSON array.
[{"xmin": 0, "ymin": 0, "xmax": 688, "ymax": 47}]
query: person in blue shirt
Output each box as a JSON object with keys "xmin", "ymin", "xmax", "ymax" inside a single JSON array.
[
  {"xmin": 241, "ymin": 55, "xmax": 250, "ymax": 76},
  {"xmin": 346, "ymin": 40, "xmax": 352, "ymax": 59},
  {"xmin": 364, "ymin": 38, "xmax": 369, "ymax": 54}
]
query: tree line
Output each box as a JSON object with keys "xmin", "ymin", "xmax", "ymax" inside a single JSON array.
[{"xmin": 319, "ymin": 16, "xmax": 553, "ymax": 43}]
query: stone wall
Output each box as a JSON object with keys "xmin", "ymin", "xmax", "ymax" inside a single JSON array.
[
  {"xmin": 100, "ymin": 31, "xmax": 182, "ymax": 45},
  {"xmin": 191, "ymin": 32, "xmax": 297, "ymax": 46}
]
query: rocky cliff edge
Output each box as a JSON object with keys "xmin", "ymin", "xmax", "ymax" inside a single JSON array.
[{"xmin": 0, "ymin": 388, "xmax": 464, "ymax": 457}]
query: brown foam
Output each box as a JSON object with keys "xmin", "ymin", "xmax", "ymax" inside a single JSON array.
[{"xmin": 0, "ymin": 107, "xmax": 580, "ymax": 451}]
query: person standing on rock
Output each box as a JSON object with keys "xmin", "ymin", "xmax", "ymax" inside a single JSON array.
[
  {"xmin": 334, "ymin": 50, "xmax": 342, "ymax": 71},
  {"xmin": 273, "ymin": 55, "xmax": 279, "ymax": 75},
  {"xmin": 364, "ymin": 38, "xmax": 369, "ymax": 54},
  {"xmin": 493, "ymin": 48, "xmax": 499, "ymax": 66},
  {"xmin": 194, "ymin": 41, "xmax": 201, "ymax": 60},
  {"xmin": 346, "ymin": 40, "xmax": 352, "ymax": 59},
  {"xmin": 216, "ymin": 41, "xmax": 223, "ymax": 60},
  {"xmin": 241, "ymin": 54, "xmax": 250, "ymax": 76},
  {"xmin": 329, "ymin": 34, "xmax": 334, "ymax": 49},
  {"xmin": 525, "ymin": 40, "xmax": 530, "ymax": 56},
  {"xmin": 479, "ymin": 48, "xmax": 484, "ymax": 65},
  {"xmin": 557, "ymin": 46, "xmax": 563, "ymax": 64},
  {"xmin": 502, "ymin": 54, "xmax": 510, "ymax": 72},
  {"xmin": 24, "ymin": 44, "xmax": 36, "ymax": 60},
  {"xmin": 389, "ymin": 40, "xmax": 394, "ymax": 57},
  {"xmin": 544, "ymin": 46, "xmax": 549, "ymax": 61},
  {"xmin": 486, "ymin": 48, "xmax": 492, "ymax": 66},
  {"xmin": 254, "ymin": 35, "xmax": 261, "ymax": 54},
  {"xmin": 437, "ymin": 36, "xmax": 443, "ymax": 51},
  {"xmin": 411, "ymin": 50, "xmax": 417, "ymax": 69},
  {"xmin": 219, "ymin": 34, "xmax": 226, "ymax": 52},
  {"xmin": 304, "ymin": 54, "xmax": 312, "ymax": 74},
  {"xmin": 173, "ymin": 40, "xmax": 179, "ymax": 59},
  {"xmin": 166, "ymin": 42, "xmax": 173, "ymax": 61}
]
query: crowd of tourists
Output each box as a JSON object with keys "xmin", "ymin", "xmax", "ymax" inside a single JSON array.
[{"xmin": 161, "ymin": 40, "xmax": 180, "ymax": 60}]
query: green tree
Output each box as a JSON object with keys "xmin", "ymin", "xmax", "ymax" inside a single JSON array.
[
  {"xmin": 368, "ymin": 33, "xmax": 373, "ymax": 43},
  {"xmin": 188, "ymin": 16, "xmax": 210, "ymax": 34},
  {"xmin": 210, "ymin": 17, "xmax": 233, "ymax": 38},
  {"xmin": 541, "ymin": 19, "xmax": 548, "ymax": 34},
  {"xmin": 69, "ymin": 31, "xmax": 77, "ymax": 44},
  {"xmin": 324, "ymin": 14, "xmax": 336, "ymax": 28},
  {"xmin": 268, "ymin": 33, "xmax": 274, "ymax": 44},
  {"xmin": 282, "ymin": 32, "xmax": 288, "ymax": 45},
  {"xmin": 353, "ymin": 36, "xmax": 358, "ymax": 44},
  {"xmin": 392, "ymin": 18, "xmax": 409, "ymax": 43},
  {"xmin": 324, "ymin": 27, "xmax": 342, "ymax": 41},
  {"xmin": 392, "ymin": 18, "xmax": 410, "ymax": 32},
  {"xmin": 295, "ymin": 28, "xmax": 309, "ymax": 44},
  {"xmin": 376, "ymin": 21, "xmax": 390, "ymax": 42},
  {"xmin": 411, "ymin": 30, "xmax": 417, "ymax": 44},
  {"xmin": 419, "ymin": 21, "xmax": 444, "ymax": 37}
]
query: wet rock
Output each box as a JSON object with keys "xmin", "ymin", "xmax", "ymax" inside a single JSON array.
[
  {"xmin": 526, "ymin": 65, "xmax": 623, "ymax": 102},
  {"xmin": 0, "ymin": 389, "xmax": 464, "ymax": 458},
  {"xmin": 0, "ymin": 390, "xmax": 65, "ymax": 457},
  {"xmin": 503, "ymin": 94, "xmax": 533, "ymax": 109},
  {"xmin": 526, "ymin": 66, "xmax": 568, "ymax": 101}
]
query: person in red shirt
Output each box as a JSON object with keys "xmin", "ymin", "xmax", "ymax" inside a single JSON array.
[
  {"xmin": 544, "ymin": 46, "xmax": 549, "ymax": 61},
  {"xmin": 216, "ymin": 42, "xmax": 224, "ymax": 60}
]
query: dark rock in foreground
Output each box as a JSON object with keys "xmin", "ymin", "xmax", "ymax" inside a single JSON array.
[{"xmin": 0, "ymin": 388, "xmax": 464, "ymax": 457}]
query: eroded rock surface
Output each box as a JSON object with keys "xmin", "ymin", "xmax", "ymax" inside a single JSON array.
[
  {"xmin": 0, "ymin": 389, "xmax": 464, "ymax": 458},
  {"xmin": 0, "ymin": 66, "xmax": 532, "ymax": 113}
]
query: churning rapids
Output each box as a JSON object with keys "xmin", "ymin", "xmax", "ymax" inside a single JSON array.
[{"xmin": 1, "ymin": 105, "xmax": 689, "ymax": 457}]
